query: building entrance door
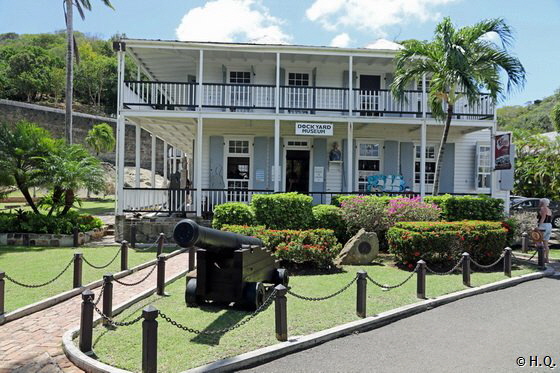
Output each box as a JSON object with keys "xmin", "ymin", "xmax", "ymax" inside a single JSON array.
[
  {"xmin": 359, "ymin": 75, "xmax": 381, "ymax": 116},
  {"xmin": 285, "ymin": 150, "xmax": 310, "ymax": 193}
]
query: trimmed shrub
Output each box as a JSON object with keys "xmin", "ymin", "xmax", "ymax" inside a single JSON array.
[
  {"xmin": 506, "ymin": 211, "xmax": 535, "ymax": 244},
  {"xmin": 221, "ymin": 225, "xmax": 341, "ymax": 268},
  {"xmin": 312, "ymin": 204, "xmax": 348, "ymax": 243},
  {"xmin": 386, "ymin": 196, "xmax": 441, "ymax": 224},
  {"xmin": 211, "ymin": 202, "xmax": 255, "ymax": 229},
  {"xmin": 0, "ymin": 211, "xmax": 103, "ymax": 234},
  {"xmin": 332, "ymin": 194, "xmax": 393, "ymax": 207},
  {"xmin": 251, "ymin": 192, "xmax": 313, "ymax": 229},
  {"xmin": 387, "ymin": 221, "xmax": 508, "ymax": 267},
  {"xmin": 340, "ymin": 196, "xmax": 390, "ymax": 236},
  {"xmin": 425, "ymin": 195, "xmax": 504, "ymax": 221}
]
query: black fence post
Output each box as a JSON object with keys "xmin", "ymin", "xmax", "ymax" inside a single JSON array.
[
  {"xmin": 521, "ymin": 232, "xmax": 529, "ymax": 253},
  {"xmin": 79, "ymin": 289, "xmax": 95, "ymax": 353},
  {"xmin": 73, "ymin": 227, "xmax": 80, "ymax": 247},
  {"xmin": 73, "ymin": 253, "xmax": 83, "ymax": 288},
  {"xmin": 121, "ymin": 240, "xmax": 129, "ymax": 271},
  {"xmin": 537, "ymin": 246, "xmax": 545, "ymax": 269},
  {"xmin": 130, "ymin": 225, "xmax": 137, "ymax": 249},
  {"xmin": 274, "ymin": 284, "xmax": 288, "ymax": 342},
  {"xmin": 102, "ymin": 274, "xmax": 114, "ymax": 326},
  {"xmin": 142, "ymin": 305, "xmax": 158, "ymax": 373},
  {"xmin": 0, "ymin": 271, "xmax": 4, "ymax": 316},
  {"xmin": 416, "ymin": 260, "xmax": 426, "ymax": 299},
  {"xmin": 156, "ymin": 255, "xmax": 166, "ymax": 296},
  {"xmin": 462, "ymin": 252, "xmax": 471, "ymax": 287},
  {"xmin": 157, "ymin": 233, "xmax": 165, "ymax": 257},
  {"xmin": 356, "ymin": 271, "xmax": 367, "ymax": 318},
  {"xmin": 504, "ymin": 247, "xmax": 512, "ymax": 277}
]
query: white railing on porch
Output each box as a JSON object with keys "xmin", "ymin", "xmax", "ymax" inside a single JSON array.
[
  {"xmin": 202, "ymin": 84, "xmax": 276, "ymax": 109},
  {"xmin": 123, "ymin": 81, "xmax": 197, "ymax": 109}
]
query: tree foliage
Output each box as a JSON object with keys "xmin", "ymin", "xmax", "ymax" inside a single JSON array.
[
  {"xmin": 85, "ymin": 122, "xmax": 115, "ymax": 156},
  {"xmin": 551, "ymin": 102, "xmax": 560, "ymax": 133},
  {"xmin": 498, "ymin": 89, "xmax": 560, "ymax": 133}
]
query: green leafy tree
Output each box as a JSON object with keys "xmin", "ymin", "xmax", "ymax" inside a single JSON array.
[
  {"xmin": 551, "ymin": 102, "xmax": 560, "ymax": 133},
  {"xmin": 85, "ymin": 122, "xmax": 115, "ymax": 156},
  {"xmin": 0, "ymin": 121, "xmax": 54, "ymax": 213},
  {"xmin": 6, "ymin": 46, "xmax": 57, "ymax": 101},
  {"xmin": 391, "ymin": 17, "xmax": 526, "ymax": 195}
]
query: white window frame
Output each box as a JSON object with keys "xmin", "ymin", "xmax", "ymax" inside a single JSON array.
[
  {"xmin": 414, "ymin": 143, "xmax": 437, "ymax": 193},
  {"xmin": 355, "ymin": 139, "xmax": 383, "ymax": 192},
  {"xmin": 282, "ymin": 137, "xmax": 313, "ymax": 193},
  {"xmin": 476, "ymin": 142, "xmax": 491, "ymax": 192},
  {"xmin": 228, "ymin": 69, "xmax": 252, "ymax": 109},
  {"xmin": 286, "ymin": 71, "xmax": 311, "ymax": 112},
  {"xmin": 223, "ymin": 137, "xmax": 253, "ymax": 196}
]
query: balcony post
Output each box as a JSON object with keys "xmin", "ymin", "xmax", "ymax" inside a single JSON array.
[
  {"xmin": 198, "ymin": 49, "xmax": 204, "ymax": 111},
  {"xmin": 135, "ymin": 124, "xmax": 141, "ymax": 188},
  {"xmin": 196, "ymin": 118, "xmax": 203, "ymax": 217},
  {"xmin": 348, "ymin": 55, "xmax": 353, "ymax": 116},
  {"xmin": 275, "ymin": 53, "xmax": 280, "ymax": 115},
  {"xmin": 115, "ymin": 49, "xmax": 126, "ymax": 216},
  {"xmin": 347, "ymin": 121, "xmax": 353, "ymax": 192},
  {"xmin": 274, "ymin": 119, "xmax": 280, "ymax": 192},
  {"xmin": 151, "ymin": 133, "xmax": 156, "ymax": 189},
  {"xmin": 420, "ymin": 73, "xmax": 427, "ymax": 200},
  {"xmin": 163, "ymin": 142, "xmax": 168, "ymax": 181}
]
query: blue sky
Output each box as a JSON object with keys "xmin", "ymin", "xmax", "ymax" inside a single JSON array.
[{"xmin": 0, "ymin": 0, "xmax": 558, "ymax": 107}]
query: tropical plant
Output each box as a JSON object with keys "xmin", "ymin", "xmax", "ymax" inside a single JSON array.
[
  {"xmin": 64, "ymin": 0, "xmax": 114, "ymax": 143},
  {"xmin": 391, "ymin": 17, "xmax": 526, "ymax": 195},
  {"xmin": 85, "ymin": 122, "xmax": 115, "ymax": 156}
]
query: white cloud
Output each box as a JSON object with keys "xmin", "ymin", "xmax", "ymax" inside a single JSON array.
[
  {"xmin": 176, "ymin": 0, "xmax": 291, "ymax": 44},
  {"xmin": 481, "ymin": 31, "xmax": 500, "ymax": 44},
  {"xmin": 330, "ymin": 33, "xmax": 351, "ymax": 47},
  {"xmin": 306, "ymin": 0, "xmax": 458, "ymax": 37}
]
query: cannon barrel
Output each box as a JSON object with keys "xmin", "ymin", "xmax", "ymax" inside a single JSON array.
[{"xmin": 173, "ymin": 219, "xmax": 263, "ymax": 252}]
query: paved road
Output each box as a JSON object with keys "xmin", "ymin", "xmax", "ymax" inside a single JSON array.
[
  {"xmin": 0, "ymin": 251, "xmax": 189, "ymax": 373},
  {"xmin": 242, "ymin": 276, "xmax": 560, "ymax": 373}
]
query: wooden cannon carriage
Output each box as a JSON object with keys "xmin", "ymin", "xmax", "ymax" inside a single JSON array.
[{"xmin": 173, "ymin": 219, "xmax": 288, "ymax": 310}]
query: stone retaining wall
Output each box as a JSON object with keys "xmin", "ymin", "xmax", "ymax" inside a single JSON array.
[
  {"xmin": 0, "ymin": 228, "xmax": 107, "ymax": 247},
  {"xmin": 115, "ymin": 215, "xmax": 211, "ymax": 243}
]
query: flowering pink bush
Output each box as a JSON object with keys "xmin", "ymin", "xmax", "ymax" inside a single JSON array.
[
  {"xmin": 386, "ymin": 197, "xmax": 441, "ymax": 224},
  {"xmin": 340, "ymin": 196, "xmax": 390, "ymax": 236}
]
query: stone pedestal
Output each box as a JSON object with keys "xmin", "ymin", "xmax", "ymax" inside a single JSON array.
[{"xmin": 335, "ymin": 229, "xmax": 379, "ymax": 265}]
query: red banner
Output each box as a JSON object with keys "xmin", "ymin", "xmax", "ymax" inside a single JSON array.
[{"xmin": 494, "ymin": 133, "xmax": 512, "ymax": 170}]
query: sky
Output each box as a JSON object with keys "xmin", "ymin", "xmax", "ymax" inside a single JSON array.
[{"xmin": 0, "ymin": 0, "xmax": 559, "ymax": 107}]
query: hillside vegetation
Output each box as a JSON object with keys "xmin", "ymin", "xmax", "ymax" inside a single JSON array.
[{"xmin": 498, "ymin": 89, "xmax": 560, "ymax": 133}]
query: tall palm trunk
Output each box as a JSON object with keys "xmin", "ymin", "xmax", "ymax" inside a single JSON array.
[
  {"xmin": 65, "ymin": 0, "xmax": 74, "ymax": 144},
  {"xmin": 60, "ymin": 189, "xmax": 75, "ymax": 216},
  {"xmin": 432, "ymin": 104, "xmax": 454, "ymax": 196},
  {"xmin": 15, "ymin": 178, "xmax": 40, "ymax": 214}
]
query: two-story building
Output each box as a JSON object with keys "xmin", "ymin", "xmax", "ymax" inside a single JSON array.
[{"xmin": 112, "ymin": 38, "xmax": 511, "ymax": 223}]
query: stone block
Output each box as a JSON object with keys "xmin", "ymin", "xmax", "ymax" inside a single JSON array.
[{"xmin": 335, "ymin": 229, "xmax": 379, "ymax": 266}]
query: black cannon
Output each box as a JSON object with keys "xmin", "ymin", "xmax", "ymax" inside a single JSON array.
[{"xmin": 173, "ymin": 219, "xmax": 288, "ymax": 310}]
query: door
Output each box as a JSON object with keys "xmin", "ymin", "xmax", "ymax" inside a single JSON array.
[
  {"xmin": 285, "ymin": 150, "xmax": 310, "ymax": 193},
  {"xmin": 359, "ymin": 75, "xmax": 381, "ymax": 116}
]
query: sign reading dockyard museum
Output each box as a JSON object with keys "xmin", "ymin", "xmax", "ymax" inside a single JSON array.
[{"xmin": 295, "ymin": 122, "xmax": 333, "ymax": 136}]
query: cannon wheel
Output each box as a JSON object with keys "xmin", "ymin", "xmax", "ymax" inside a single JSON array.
[
  {"xmin": 185, "ymin": 278, "xmax": 199, "ymax": 307},
  {"xmin": 274, "ymin": 268, "xmax": 289, "ymax": 287},
  {"xmin": 242, "ymin": 282, "xmax": 266, "ymax": 310}
]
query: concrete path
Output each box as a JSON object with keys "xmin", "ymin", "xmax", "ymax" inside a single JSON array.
[
  {"xmin": 0, "ymin": 252, "xmax": 189, "ymax": 373},
  {"xmin": 241, "ymin": 275, "xmax": 560, "ymax": 373}
]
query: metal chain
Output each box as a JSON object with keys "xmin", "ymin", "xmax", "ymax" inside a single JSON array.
[
  {"xmin": 132, "ymin": 236, "xmax": 162, "ymax": 252},
  {"xmin": 158, "ymin": 288, "xmax": 278, "ymax": 335},
  {"xmin": 366, "ymin": 264, "xmax": 418, "ymax": 290},
  {"xmin": 94, "ymin": 283, "xmax": 105, "ymax": 306},
  {"xmin": 113, "ymin": 264, "xmax": 157, "ymax": 286},
  {"xmin": 425, "ymin": 257, "xmax": 464, "ymax": 276},
  {"xmin": 469, "ymin": 253, "xmax": 505, "ymax": 269},
  {"xmin": 93, "ymin": 303, "xmax": 143, "ymax": 327},
  {"xmin": 82, "ymin": 247, "xmax": 122, "ymax": 269},
  {"xmin": 512, "ymin": 250, "xmax": 538, "ymax": 263},
  {"xmin": 4, "ymin": 257, "xmax": 74, "ymax": 288},
  {"xmin": 287, "ymin": 275, "xmax": 357, "ymax": 301}
]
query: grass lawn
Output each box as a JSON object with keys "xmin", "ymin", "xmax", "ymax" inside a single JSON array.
[
  {"xmin": 513, "ymin": 247, "xmax": 560, "ymax": 260},
  {"xmin": 90, "ymin": 261, "xmax": 537, "ymax": 372},
  {"xmin": 0, "ymin": 244, "xmax": 176, "ymax": 313}
]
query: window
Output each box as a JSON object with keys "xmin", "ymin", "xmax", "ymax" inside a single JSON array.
[
  {"xmin": 287, "ymin": 72, "xmax": 309, "ymax": 111},
  {"xmin": 414, "ymin": 145, "xmax": 436, "ymax": 185},
  {"xmin": 288, "ymin": 73, "xmax": 309, "ymax": 87},
  {"xmin": 356, "ymin": 142, "xmax": 382, "ymax": 192},
  {"xmin": 229, "ymin": 71, "xmax": 251, "ymax": 108},
  {"xmin": 225, "ymin": 139, "xmax": 251, "ymax": 201},
  {"xmin": 476, "ymin": 144, "xmax": 491, "ymax": 190},
  {"xmin": 230, "ymin": 71, "xmax": 250, "ymax": 84}
]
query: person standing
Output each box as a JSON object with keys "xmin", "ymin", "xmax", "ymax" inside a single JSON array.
[{"xmin": 537, "ymin": 198, "xmax": 553, "ymax": 263}]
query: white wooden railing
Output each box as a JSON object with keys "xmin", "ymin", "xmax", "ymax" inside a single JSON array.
[{"xmin": 202, "ymin": 83, "xmax": 275, "ymax": 109}]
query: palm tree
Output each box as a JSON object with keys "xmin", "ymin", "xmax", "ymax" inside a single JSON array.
[
  {"xmin": 85, "ymin": 122, "xmax": 116, "ymax": 156},
  {"xmin": 64, "ymin": 0, "xmax": 114, "ymax": 144},
  {"xmin": 391, "ymin": 17, "xmax": 526, "ymax": 195}
]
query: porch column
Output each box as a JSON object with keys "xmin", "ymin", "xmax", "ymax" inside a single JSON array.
[
  {"xmin": 274, "ymin": 119, "xmax": 280, "ymax": 192},
  {"xmin": 172, "ymin": 146, "xmax": 177, "ymax": 174},
  {"xmin": 275, "ymin": 53, "xmax": 280, "ymax": 114},
  {"xmin": 420, "ymin": 74, "xmax": 427, "ymax": 199},
  {"xmin": 163, "ymin": 142, "xmax": 168, "ymax": 181},
  {"xmin": 196, "ymin": 118, "xmax": 203, "ymax": 217},
  {"xmin": 115, "ymin": 49, "xmax": 125, "ymax": 215},
  {"xmin": 347, "ymin": 121, "xmax": 353, "ymax": 192},
  {"xmin": 135, "ymin": 124, "xmax": 141, "ymax": 188},
  {"xmin": 490, "ymin": 121, "xmax": 496, "ymax": 198},
  {"xmin": 198, "ymin": 50, "xmax": 204, "ymax": 111},
  {"xmin": 348, "ymin": 56, "xmax": 353, "ymax": 116},
  {"xmin": 151, "ymin": 134, "xmax": 156, "ymax": 187}
]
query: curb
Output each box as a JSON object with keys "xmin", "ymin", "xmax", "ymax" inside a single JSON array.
[
  {"xmin": 62, "ymin": 268, "xmax": 553, "ymax": 373},
  {"xmin": 0, "ymin": 247, "xmax": 186, "ymax": 325}
]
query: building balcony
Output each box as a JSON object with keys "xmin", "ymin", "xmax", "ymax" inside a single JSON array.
[{"xmin": 123, "ymin": 81, "xmax": 495, "ymax": 120}]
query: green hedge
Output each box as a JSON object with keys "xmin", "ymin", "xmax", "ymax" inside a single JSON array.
[
  {"xmin": 251, "ymin": 193, "xmax": 313, "ymax": 229},
  {"xmin": 221, "ymin": 224, "xmax": 341, "ymax": 268},
  {"xmin": 312, "ymin": 204, "xmax": 348, "ymax": 243},
  {"xmin": 0, "ymin": 211, "xmax": 103, "ymax": 234},
  {"xmin": 387, "ymin": 221, "xmax": 508, "ymax": 267},
  {"xmin": 332, "ymin": 195, "xmax": 394, "ymax": 207},
  {"xmin": 211, "ymin": 202, "xmax": 255, "ymax": 229},
  {"xmin": 424, "ymin": 195, "xmax": 504, "ymax": 221}
]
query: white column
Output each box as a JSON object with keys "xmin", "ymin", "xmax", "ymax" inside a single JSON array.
[
  {"xmin": 275, "ymin": 53, "xmax": 280, "ymax": 114},
  {"xmin": 172, "ymin": 147, "xmax": 177, "ymax": 173},
  {"xmin": 163, "ymin": 142, "xmax": 168, "ymax": 181},
  {"xmin": 420, "ymin": 74, "xmax": 427, "ymax": 199},
  {"xmin": 115, "ymin": 50, "xmax": 125, "ymax": 215},
  {"xmin": 196, "ymin": 118, "xmax": 203, "ymax": 216},
  {"xmin": 151, "ymin": 134, "xmax": 156, "ymax": 187},
  {"xmin": 135, "ymin": 125, "xmax": 141, "ymax": 188},
  {"xmin": 274, "ymin": 119, "xmax": 280, "ymax": 192},
  {"xmin": 347, "ymin": 121, "xmax": 353, "ymax": 192},
  {"xmin": 490, "ymin": 123, "xmax": 496, "ymax": 198},
  {"xmin": 348, "ymin": 56, "xmax": 353, "ymax": 116},
  {"xmin": 198, "ymin": 50, "xmax": 204, "ymax": 111}
]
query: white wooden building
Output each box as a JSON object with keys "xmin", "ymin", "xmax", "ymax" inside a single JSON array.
[{"xmin": 113, "ymin": 39, "xmax": 511, "ymax": 217}]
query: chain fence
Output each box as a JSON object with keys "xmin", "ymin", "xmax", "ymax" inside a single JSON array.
[
  {"xmin": 425, "ymin": 257, "xmax": 464, "ymax": 276},
  {"xmin": 366, "ymin": 264, "xmax": 418, "ymax": 290},
  {"xmin": 93, "ymin": 303, "xmax": 144, "ymax": 327},
  {"xmin": 511, "ymin": 250, "xmax": 538, "ymax": 264},
  {"xmin": 82, "ymin": 247, "xmax": 122, "ymax": 270},
  {"xmin": 132, "ymin": 236, "xmax": 168, "ymax": 252},
  {"xmin": 287, "ymin": 275, "xmax": 357, "ymax": 301},
  {"xmin": 158, "ymin": 288, "xmax": 278, "ymax": 335},
  {"xmin": 113, "ymin": 263, "xmax": 157, "ymax": 287},
  {"xmin": 4, "ymin": 257, "xmax": 74, "ymax": 288},
  {"xmin": 469, "ymin": 253, "xmax": 505, "ymax": 270},
  {"xmin": 94, "ymin": 283, "xmax": 105, "ymax": 306}
]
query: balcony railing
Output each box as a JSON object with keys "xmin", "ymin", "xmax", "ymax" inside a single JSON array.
[{"xmin": 123, "ymin": 81, "xmax": 495, "ymax": 119}]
